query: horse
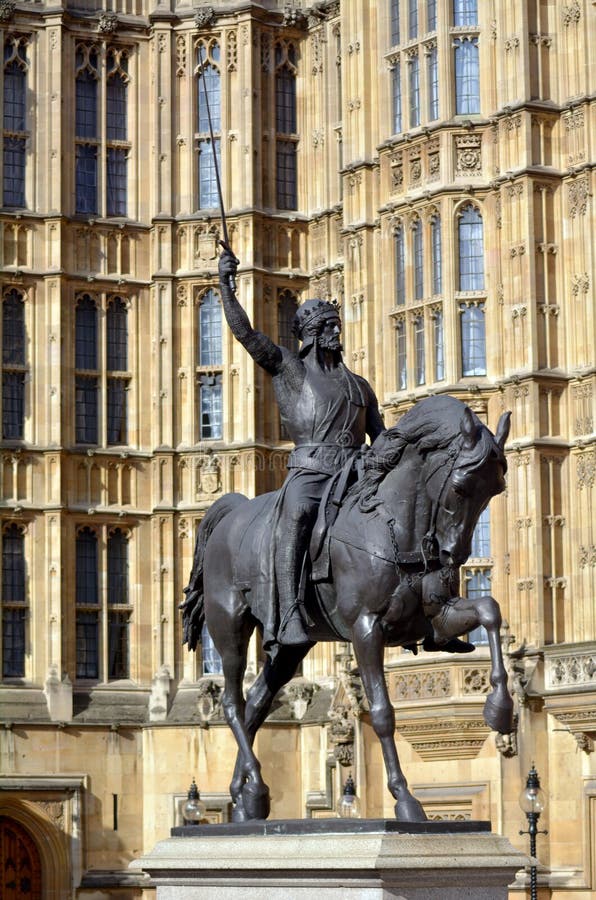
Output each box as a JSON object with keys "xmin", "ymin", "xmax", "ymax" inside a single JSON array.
[{"xmin": 181, "ymin": 395, "xmax": 513, "ymax": 823}]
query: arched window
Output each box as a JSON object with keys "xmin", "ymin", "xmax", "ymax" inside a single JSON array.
[
  {"xmin": 395, "ymin": 226, "xmax": 405, "ymax": 305},
  {"xmin": 414, "ymin": 314, "xmax": 425, "ymax": 385},
  {"xmin": 431, "ymin": 215, "xmax": 442, "ymax": 295},
  {"xmin": 460, "ymin": 303, "xmax": 486, "ymax": 376},
  {"xmin": 76, "ymin": 527, "xmax": 99, "ymax": 679},
  {"xmin": 432, "ymin": 308, "xmax": 445, "ymax": 382},
  {"xmin": 75, "ymin": 295, "xmax": 99, "ymax": 445},
  {"xmin": 198, "ymin": 289, "xmax": 222, "ymax": 367},
  {"xmin": 3, "ymin": 37, "xmax": 29, "ymax": 208},
  {"xmin": 428, "ymin": 45, "xmax": 439, "ymax": 120},
  {"xmin": 458, "ymin": 205, "xmax": 484, "ymax": 291},
  {"xmin": 107, "ymin": 297, "xmax": 128, "ymax": 446},
  {"xmin": 106, "ymin": 49, "xmax": 129, "ymax": 216},
  {"xmin": 412, "ymin": 219, "xmax": 423, "ymax": 300},
  {"xmin": 454, "ymin": 38, "xmax": 480, "ymax": 115},
  {"xmin": 2, "ymin": 289, "xmax": 26, "ymax": 440},
  {"xmin": 196, "ymin": 41, "xmax": 221, "ymax": 210},
  {"xmin": 275, "ymin": 42, "xmax": 298, "ymax": 210},
  {"xmin": 392, "ymin": 62, "xmax": 402, "ymax": 134},
  {"xmin": 408, "ymin": 53, "xmax": 420, "ymax": 128},
  {"xmin": 107, "ymin": 528, "xmax": 130, "ymax": 680},
  {"xmin": 75, "ymin": 46, "xmax": 99, "ymax": 215},
  {"xmin": 396, "ymin": 318, "xmax": 407, "ymax": 390},
  {"xmin": 2, "ymin": 524, "xmax": 26, "ymax": 677}
]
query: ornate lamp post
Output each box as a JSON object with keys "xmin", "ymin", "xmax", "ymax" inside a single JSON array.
[
  {"xmin": 183, "ymin": 778, "xmax": 207, "ymax": 825},
  {"xmin": 519, "ymin": 765, "xmax": 548, "ymax": 900}
]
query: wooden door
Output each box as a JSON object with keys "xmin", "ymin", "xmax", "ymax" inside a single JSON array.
[{"xmin": 0, "ymin": 816, "xmax": 42, "ymax": 900}]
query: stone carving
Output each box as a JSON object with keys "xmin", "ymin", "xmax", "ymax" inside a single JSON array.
[
  {"xmin": 194, "ymin": 8, "xmax": 216, "ymax": 29},
  {"xmin": 286, "ymin": 680, "xmax": 317, "ymax": 720},
  {"xmin": 98, "ymin": 12, "xmax": 118, "ymax": 34},
  {"xmin": 462, "ymin": 667, "xmax": 491, "ymax": 694},
  {"xmin": 571, "ymin": 273, "xmax": 590, "ymax": 295},
  {"xmin": 196, "ymin": 679, "xmax": 223, "ymax": 722},
  {"xmin": 282, "ymin": 8, "xmax": 307, "ymax": 29},
  {"xmin": 199, "ymin": 454, "xmax": 221, "ymax": 495},
  {"xmin": 35, "ymin": 800, "xmax": 65, "ymax": 829},
  {"xmin": 547, "ymin": 653, "xmax": 596, "ymax": 689},
  {"xmin": 227, "ymin": 30, "xmax": 238, "ymax": 71},
  {"xmin": 394, "ymin": 670, "xmax": 451, "ymax": 701},
  {"xmin": 577, "ymin": 451, "xmax": 595, "ymax": 490},
  {"xmin": 455, "ymin": 134, "xmax": 482, "ymax": 176},
  {"xmin": 579, "ymin": 546, "xmax": 596, "ymax": 568},
  {"xmin": 567, "ymin": 175, "xmax": 590, "ymax": 218},
  {"xmin": 176, "ymin": 35, "xmax": 187, "ymax": 77},
  {"xmin": 328, "ymin": 704, "xmax": 355, "ymax": 767},
  {"xmin": 562, "ymin": 1, "xmax": 581, "ymax": 25},
  {"xmin": 495, "ymin": 717, "xmax": 518, "ymax": 757},
  {"xmin": 0, "ymin": 0, "xmax": 15, "ymax": 22}
]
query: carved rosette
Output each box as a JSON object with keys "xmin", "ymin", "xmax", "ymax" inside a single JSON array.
[{"xmin": 455, "ymin": 134, "xmax": 482, "ymax": 176}]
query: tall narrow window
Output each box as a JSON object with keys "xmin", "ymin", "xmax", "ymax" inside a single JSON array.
[
  {"xmin": 392, "ymin": 62, "xmax": 402, "ymax": 134},
  {"xmin": 2, "ymin": 289, "xmax": 26, "ymax": 440},
  {"xmin": 458, "ymin": 204, "xmax": 484, "ymax": 290},
  {"xmin": 275, "ymin": 42, "xmax": 298, "ymax": 210},
  {"xmin": 408, "ymin": 54, "xmax": 420, "ymax": 128},
  {"xmin": 431, "ymin": 215, "xmax": 442, "ymax": 295},
  {"xmin": 432, "ymin": 308, "xmax": 445, "ymax": 381},
  {"xmin": 76, "ymin": 527, "xmax": 99, "ymax": 679},
  {"xmin": 455, "ymin": 38, "xmax": 480, "ymax": 115},
  {"xmin": 464, "ymin": 507, "xmax": 490, "ymax": 644},
  {"xmin": 3, "ymin": 37, "xmax": 28, "ymax": 208},
  {"xmin": 196, "ymin": 40, "xmax": 221, "ymax": 210},
  {"xmin": 201, "ymin": 623, "xmax": 223, "ymax": 674},
  {"xmin": 414, "ymin": 314, "xmax": 425, "ymax": 385},
  {"xmin": 278, "ymin": 289, "xmax": 298, "ymax": 352},
  {"xmin": 396, "ymin": 319, "xmax": 407, "ymax": 390},
  {"xmin": 75, "ymin": 46, "xmax": 99, "ymax": 215},
  {"xmin": 428, "ymin": 45, "xmax": 439, "ymax": 120},
  {"xmin": 413, "ymin": 219, "xmax": 423, "ymax": 300},
  {"xmin": 199, "ymin": 374, "xmax": 223, "ymax": 439},
  {"xmin": 390, "ymin": 0, "xmax": 400, "ymax": 45},
  {"xmin": 107, "ymin": 528, "xmax": 130, "ymax": 680},
  {"xmin": 408, "ymin": 0, "xmax": 418, "ymax": 39},
  {"xmin": 106, "ymin": 297, "xmax": 128, "ymax": 445},
  {"xmin": 106, "ymin": 49, "xmax": 129, "ymax": 216},
  {"xmin": 395, "ymin": 227, "xmax": 405, "ymax": 306},
  {"xmin": 75, "ymin": 294, "xmax": 99, "ymax": 444},
  {"xmin": 454, "ymin": 0, "xmax": 478, "ymax": 27},
  {"xmin": 1, "ymin": 524, "xmax": 26, "ymax": 677},
  {"xmin": 427, "ymin": 0, "xmax": 437, "ymax": 30},
  {"xmin": 460, "ymin": 303, "xmax": 486, "ymax": 376},
  {"xmin": 196, "ymin": 288, "xmax": 223, "ymax": 441}
]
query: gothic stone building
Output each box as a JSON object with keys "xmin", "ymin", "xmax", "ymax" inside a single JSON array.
[{"xmin": 0, "ymin": 0, "xmax": 594, "ymax": 897}]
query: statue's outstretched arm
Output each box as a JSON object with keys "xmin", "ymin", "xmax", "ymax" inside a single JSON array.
[{"xmin": 219, "ymin": 248, "xmax": 283, "ymax": 376}]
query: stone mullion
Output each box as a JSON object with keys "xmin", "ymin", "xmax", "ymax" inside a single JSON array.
[
  {"xmin": 177, "ymin": 31, "xmax": 193, "ymax": 216},
  {"xmin": 44, "ymin": 277, "xmax": 63, "ymax": 448},
  {"xmin": 153, "ymin": 27, "xmax": 173, "ymax": 217},
  {"xmin": 45, "ymin": 511, "xmax": 63, "ymax": 683},
  {"xmin": 442, "ymin": 201, "xmax": 458, "ymax": 384}
]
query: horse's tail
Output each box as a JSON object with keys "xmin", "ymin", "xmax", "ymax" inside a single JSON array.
[{"xmin": 180, "ymin": 493, "xmax": 248, "ymax": 651}]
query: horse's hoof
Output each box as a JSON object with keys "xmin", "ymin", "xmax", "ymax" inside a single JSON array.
[
  {"xmin": 483, "ymin": 691, "xmax": 514, "ymax": 734},
  {"xmin": 242, "ymin": 779, "xmax": 271, "ymax": 820},
  {"xmin": 394, "ymin": 796, "xmax": 427, "ymax": 822},
  {"xmin": 231, "ymin": 798, "xmax": 248, "ymax": 823}
]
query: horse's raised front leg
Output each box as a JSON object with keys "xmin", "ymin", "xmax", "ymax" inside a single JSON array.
[
  {"xmin": 352, "ymin": 614, "xmax": 427, "ymax": 822},
  {"xmin": 431, "ymin": 594, "xmax": 514, "ymax": 734}
]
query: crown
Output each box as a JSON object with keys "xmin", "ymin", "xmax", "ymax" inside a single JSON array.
[{"xmin": 292, "ymin": 298, "xmax": 341, "ymax": 337}]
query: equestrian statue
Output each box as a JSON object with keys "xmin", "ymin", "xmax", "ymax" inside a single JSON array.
[{"xmin": 181, "ymin": 247, "xmax": 514, "ymax": 823}]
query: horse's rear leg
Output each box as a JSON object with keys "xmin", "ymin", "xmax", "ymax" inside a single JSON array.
[
  {"xmin": 352, "ymin": 614, "xmax": 427, "ymax": 822},
  {"xmin": 432, "ymin": 595, "xmax": 513, "ymax": 734},
  {"xmin": 229, "ymin": 644, "xmax": 311, "ymax": 811},
  {"xmin": 209, "ymin": 603, "xmax": 271, "ymax": 822}
]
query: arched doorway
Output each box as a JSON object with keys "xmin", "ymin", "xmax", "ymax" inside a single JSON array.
[{"xmin": 0, "ymin": 816, "xmax": 42, "ymax": 899}]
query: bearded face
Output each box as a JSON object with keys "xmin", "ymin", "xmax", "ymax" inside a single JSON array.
[{"xmin": 316, "ymin": 315, "xmax": 343, "ymax": 352}]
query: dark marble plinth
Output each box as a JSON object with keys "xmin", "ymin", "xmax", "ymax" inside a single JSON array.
[{"xmin": 171, "ymin": 818, "xmax": 491, "ymax": 838}]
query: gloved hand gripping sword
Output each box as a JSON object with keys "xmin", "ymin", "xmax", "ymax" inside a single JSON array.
[{"xmin": 198, "ymin": 43, "xmax": 238, "ymax": 291}]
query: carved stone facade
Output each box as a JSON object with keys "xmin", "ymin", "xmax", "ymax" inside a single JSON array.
[{"xmin": 0, "ymin": 2, "xmax": 594, "ymax": 898}]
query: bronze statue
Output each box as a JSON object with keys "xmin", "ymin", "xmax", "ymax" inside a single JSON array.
[{"xmin": 181, "ymin": 248, "xmax": 514, "ymax": 823}]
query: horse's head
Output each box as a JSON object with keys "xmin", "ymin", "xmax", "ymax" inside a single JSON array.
[{"xmin": 429, "ymin": 407, "xmax": 510, "ymax": 568}]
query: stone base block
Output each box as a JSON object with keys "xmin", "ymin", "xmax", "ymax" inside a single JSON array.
[{"xmin": 135, "ymin": 820, "xmax": 528, "ymax": 900}]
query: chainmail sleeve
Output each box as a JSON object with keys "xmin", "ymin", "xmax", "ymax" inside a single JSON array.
[{"xmin": 220, "ymin": 279, "xmax": 283, "ymax": 375}]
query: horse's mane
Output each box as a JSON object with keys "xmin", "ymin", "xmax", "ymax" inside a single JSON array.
[{"xmin": 354, "ymin": 396, "xmax": 496, "ymax": 512}]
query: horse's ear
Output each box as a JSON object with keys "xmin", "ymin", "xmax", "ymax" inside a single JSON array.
[
  {"xmin": 460, "ymin": 407, "xmax": 478, "ymax": 450},
  {"xmin": 495, "ymin": 411, "xmax": 511, "ymax": 450}
]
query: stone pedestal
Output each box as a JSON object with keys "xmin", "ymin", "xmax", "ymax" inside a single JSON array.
[{"xmin": 135, "ymin": 820, "xmax": 528, "ymax": 899}]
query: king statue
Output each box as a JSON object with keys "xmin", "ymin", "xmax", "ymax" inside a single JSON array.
[{"xmin": 218, "ymin": 246, "xmax": 385, "ymax": 646}]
